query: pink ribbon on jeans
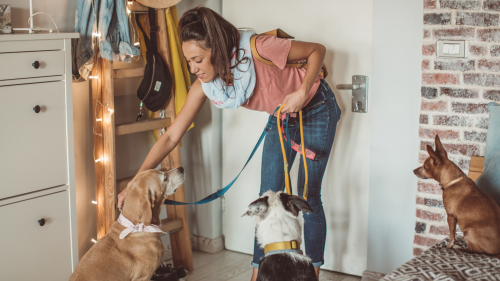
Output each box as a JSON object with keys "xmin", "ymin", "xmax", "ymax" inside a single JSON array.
[{"xmin": 118, "ymin": 213, "xmax": 165, "ymax": 239}]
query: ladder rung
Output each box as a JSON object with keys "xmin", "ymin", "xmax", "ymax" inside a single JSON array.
[
  {"xmin": 115, "ymin": 118, "xmax": 171, "ymax": 136},
  {"xmin": 160, "ymin": 218, "xmax": 183, "ymax": 233},
  {"xmin": 114, "ymin": 67, "xmax": 145, "ymax": 79}
]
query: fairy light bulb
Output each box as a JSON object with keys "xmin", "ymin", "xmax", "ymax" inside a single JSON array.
[
  {"xmin": 91, "ymin": 239, "xmax": 97, "ymax": 243},
  {"xmin": 92, "ymin": 201, "xmax": 97, "ymax": 204}
]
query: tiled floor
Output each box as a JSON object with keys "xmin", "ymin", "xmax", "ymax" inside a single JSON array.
[{"xmin": 173, "ymin": 250, "xmax": 362, "ymax": 281}]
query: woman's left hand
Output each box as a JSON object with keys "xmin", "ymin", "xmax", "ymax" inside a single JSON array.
[{"xmin": 280, "ymin": 88, "xmax": 308, "ymax": 113}]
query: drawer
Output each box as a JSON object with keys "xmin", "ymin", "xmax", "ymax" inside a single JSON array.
[
  {"xmin": 0, "ymin": 81, "xmax": 68, "ymax": 199},
  {"xmin": 0, "ymin": 51, "xmax": 65, "ymax": 81},
  {"xmin": 0, "ymin": 191, "xmax": 73, "ymax": 280}
]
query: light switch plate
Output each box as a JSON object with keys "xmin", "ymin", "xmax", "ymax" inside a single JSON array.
[{"xmin": 437, "ymin": 40, "xmax": 467, "ymax": 58}]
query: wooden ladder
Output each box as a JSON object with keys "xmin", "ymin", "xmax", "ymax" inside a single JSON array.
[{"xmin": 90, "ymin": 4, "xmax": 194, "ymax": 272}]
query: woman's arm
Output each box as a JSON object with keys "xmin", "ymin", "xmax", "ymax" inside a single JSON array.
[
  {"xmin": 281, "ymin": 41, "xmax": 326, "ymax": 113},
  {"xmin": 117, "ymin": 79, "xmax": 206, "ymax": 209}
]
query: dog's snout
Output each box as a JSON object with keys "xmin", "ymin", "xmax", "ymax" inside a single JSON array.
[{"xmin": 177, "ymin": 167, "xmax": 184, "ymax": 174}]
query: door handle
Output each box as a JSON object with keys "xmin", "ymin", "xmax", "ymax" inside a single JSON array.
[{"xmin": 336, "ymin": 75, "xmax": 369, "ymax": 113}]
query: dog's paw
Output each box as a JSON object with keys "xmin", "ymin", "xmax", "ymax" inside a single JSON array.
[
  {"xmin": 447, "ymin": 240, "xmax": 455, "ymax": 249},
  {"xmin": 452, "ymin": 245, "xmax": 466, "ymax": 251}
]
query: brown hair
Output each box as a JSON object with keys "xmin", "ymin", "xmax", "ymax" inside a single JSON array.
[{"xmin": 179, "ymin": 7, "xmax": 248, "ymax": 86}]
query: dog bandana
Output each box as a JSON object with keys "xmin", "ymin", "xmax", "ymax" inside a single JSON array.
[{"xmin": 117, "ymin": 213, "xmax": 165, "ymax": 239}]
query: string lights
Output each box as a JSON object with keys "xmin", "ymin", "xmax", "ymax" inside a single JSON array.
[
  {"xmin": 91, "ymin": 239, "xmax": 97, "ymax": 243},
  {"xmin": 92, "ymin": 201, "xmax": 97, "ymax": 204}
]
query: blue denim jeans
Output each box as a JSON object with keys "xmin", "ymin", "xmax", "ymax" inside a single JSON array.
[{"xmin": 252, "ymin": 79, "xmax": 341, "ymax": 268}]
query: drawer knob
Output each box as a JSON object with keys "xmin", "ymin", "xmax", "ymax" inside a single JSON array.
[
  {"xmin": 33, "ymin": 105, "xmax": 41, "ymax": 113},
  {"xmin": 32, "ymin": 61, "xmax": 40, "ymax": 69},
  {"xmin": 38, "ymin": 218, "xmax": 46, "ymax": 226}
]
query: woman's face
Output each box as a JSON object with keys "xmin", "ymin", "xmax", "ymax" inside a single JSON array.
[{"xmin": 183, "ymin": 40, "xmax": 214, "ymax": 83}]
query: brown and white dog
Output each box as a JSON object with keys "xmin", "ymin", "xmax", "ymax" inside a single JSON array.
[
  {"xmin": 69, "ymin": 168, "xmax": 185, "ymax": 281},
  {"xmin": 242, "ymin": 191, "xmax": 316, "ymax": 281},
  {"xmin": 414, "ymin": 135, "xmax": 500, "ymax": 256}
]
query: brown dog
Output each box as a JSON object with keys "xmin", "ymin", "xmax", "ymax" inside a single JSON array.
[
  {"xmin": 413, "ymin": 135, "xmax": 500, "ymax": 256},
  {"xmin": 70, "ymin": 168, "xmax": 185, "ymax": 281}
]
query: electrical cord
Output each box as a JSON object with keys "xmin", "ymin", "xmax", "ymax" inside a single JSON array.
[{"xmin": 27, "ymin": 12, "xmax": 59, "ymax": 33}]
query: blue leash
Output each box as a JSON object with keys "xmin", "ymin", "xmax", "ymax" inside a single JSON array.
[{"xmin": 164, "ymin": 113, "xmax": 279, "ymax": 205}]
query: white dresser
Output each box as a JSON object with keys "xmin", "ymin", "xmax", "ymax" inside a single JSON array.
[{"xmin": 0, "ymin": 33, "xmax": 79, "ymax": 280}]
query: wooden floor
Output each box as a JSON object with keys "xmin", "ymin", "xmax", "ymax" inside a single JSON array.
[{"xmin": 172, "ymin": 250, "xmax": 361, "ymax": 281}]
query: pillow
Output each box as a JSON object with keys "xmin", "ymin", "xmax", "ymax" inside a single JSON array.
[
  {"xmin": 476, "ymin": 151, "xmax": 500, "ymax": 207},
  {"xmin": 484, "ymin": 102, "xmax": 500, "ymax": 167}
]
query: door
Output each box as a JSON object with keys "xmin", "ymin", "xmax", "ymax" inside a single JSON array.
[{"xmin": 222, "ymin": 0, "xmax": 372, "ymax": 275}]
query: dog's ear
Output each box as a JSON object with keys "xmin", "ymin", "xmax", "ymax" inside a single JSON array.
[
  {"xmin": 139, "ymin": 185, "xmax": 155, "ymax": 225},
  {"xmin": 280, "ymin": 193, "xmax": 314, "ymax": 216},
  {"xmin": 241, "ymin": 196, "xmax": 269, "ymax": 217},
  {"xmin": 426, "ymin": 144, "xmax": 441, "ymax": 165},
  {"xmin": 434, "ymin": 135, "xmax": 448, "ymax": 159}
]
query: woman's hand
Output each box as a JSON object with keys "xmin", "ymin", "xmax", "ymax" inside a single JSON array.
[
  {"xmin": 280, "ymin": 88, "xmax": 308, "ymax": 113},
  {"xmin": 117, "ymin": 189, "xmax": 127, "ymax": 210}
]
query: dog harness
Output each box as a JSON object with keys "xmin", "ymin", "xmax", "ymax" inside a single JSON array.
[
  {"xmin": 264, "ymin": 240, "xmax": 301, "ymax": 255},
  {"xmin": 117, "ymin": 213, "xmax": 165, "ymax": 239}
]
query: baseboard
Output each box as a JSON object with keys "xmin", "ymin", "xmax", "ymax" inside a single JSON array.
[
  {"xmin": 163, "ymin": 235, "xmax": 225, "ymax": 255},
  {"xmin": 191, "ymin": 235, "xmax": 225, "ymax": 254}
]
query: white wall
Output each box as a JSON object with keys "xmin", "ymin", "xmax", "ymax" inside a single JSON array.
[
  {"xmin": 10, "ymin": 0, "xmax": 223, "ymax": 258},
  {"xmin": 367, "ymin": 0, "xmax": 423, "ymax": 274}
]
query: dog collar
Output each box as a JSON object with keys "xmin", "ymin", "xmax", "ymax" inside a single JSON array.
[
  {"xmin": 264, "ymin": 240, "xmax": 300, "ymax": 254},
  {"xmin": 442, "ymin": 176, "xmax": 466, "ymax": 189},
  {"xmin": 117, "ymin": 213, "xmax": 165, "ymax": 239}
]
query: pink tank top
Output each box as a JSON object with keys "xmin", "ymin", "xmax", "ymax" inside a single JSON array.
[{"xmin": 242, "ymin": 35, "xmax": 322, "ymax": 115}]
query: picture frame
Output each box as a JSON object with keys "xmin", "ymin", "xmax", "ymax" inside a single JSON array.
[{"xmin": 0, "ymin": 5, "xmax": 12, "ymax": 34}]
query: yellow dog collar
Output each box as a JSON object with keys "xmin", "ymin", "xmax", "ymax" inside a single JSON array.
[{"xmin": 264, "ymin": 240, "xmax": 300, "ymax": 254}]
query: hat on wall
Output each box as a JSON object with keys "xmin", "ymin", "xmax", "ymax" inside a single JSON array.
[{"xmin": 135, "ymin": 0, "xmax": 181, "ymax": 9}]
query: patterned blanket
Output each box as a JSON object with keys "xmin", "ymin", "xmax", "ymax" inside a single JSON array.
[{"xmin": 381, "ymin": 237, "xmax": 500, "ymax": 281}]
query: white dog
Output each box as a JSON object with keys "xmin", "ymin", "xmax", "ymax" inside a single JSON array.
[{"xmin": 242, "ymin": 191, "xmax": 316, "ymax": 281}]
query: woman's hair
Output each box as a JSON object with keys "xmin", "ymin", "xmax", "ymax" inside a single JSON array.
[{"xmin": 179, "ymin": 7, "xmax": 248, "ymax": 86}]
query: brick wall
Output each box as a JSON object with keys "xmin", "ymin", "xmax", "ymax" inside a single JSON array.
[{"xmin": 415, "ymin": 0, "xmax": 500, "ymax": 256}]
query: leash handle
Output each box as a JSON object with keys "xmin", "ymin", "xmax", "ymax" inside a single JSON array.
[
  {"xmin": 277, "ymin": 104, "xmax": 292, "ymax": 196},
  {"xmin": 299, "ymin": 110, "xmax": 308, "ymax": 200}
]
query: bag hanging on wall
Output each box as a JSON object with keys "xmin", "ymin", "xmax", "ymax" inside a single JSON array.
[{"xmin": 135, "ymin": 8, "xmax": 172, "ymax": 114}]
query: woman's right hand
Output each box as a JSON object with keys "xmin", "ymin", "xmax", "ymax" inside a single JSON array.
[{"xmin": 117, "ymin": 189, "xmax": 127, "ymax": 210}]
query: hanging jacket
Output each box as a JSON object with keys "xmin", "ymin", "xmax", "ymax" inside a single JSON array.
[{"xmin": 74, "ymin": 0, "xmax": 140, "ymax": 80}]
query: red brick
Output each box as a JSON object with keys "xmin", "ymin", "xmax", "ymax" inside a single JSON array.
[
  {"xmin": 417, "ymin": 197, "xmax": 426, "ymax": 205},
  {"xmin": 419, "ymin": 128, "xmax": 459, "ymax": 140},
  {"xmin": 492, "ymin": 45, "xmax": 500, "ymax": 57},
  {"xmin": 418, "ymin": 181, "xmax": 442, "ymax": 195},
  {"xmin": 433, "ymin": 115, "xmax": 473, "ymax": 127},
  {"xmin": 424, "ymin": 30, "xmax": 431, "ymax": 38},
  {"xmin": 421, "ymin": 100, "xmax": 448, "ymax": 112},
  {"xmin": 484, "ymin": 90, "xmax": 500, "ymax": 101},
  {"xmin": 424, "ymin": 13, "xmax": 451, "ymax": 25},
  {"xmin": 464, "ymin": 131, "xmax": 488, "ymax": 142},
  {"xmin": 450, "ymin": 157, "xmax": 471, "ymax": 170},
  {"xmin": 464, "ymin": 73, "xmax": 500, "ymax": 87},
  {"xmin": 478, "ymin": 59, "xmax": 500, "ymax": 72},
  {"xmin": 422, "ymin": 59, "xmax": 431, "ymax": 70},
  {"xmin": 422, "ymin": 73, "xmax": 460, "ymax": 85},
  {"xmin": 434, "ymin": 59, "xmax": 475, "ymax": 72},
  {"xmin": 414, "ymin": 234, "xmax": 441, "ymax": 247},
  {"xmin": 476, "ymin": 118, "xmax": 489, "ymax": 129},
  {"xmin": 419, "ymin": 152, "xmax": 429, "ymax": 163},
  {"xmin": 430, "ymin": 225, "xmax": 450, "ymax": 235},
  {"xmin": 416, "ymin": 222, "xmax": 427, "ymax": 234},
  {"xmin": 456, "ymin": 12, "xmax": 499, "ymax": 26},
  {"xmin": 452, "ymin": 102, "xmax": 489, "ymax": 114},
  {"xmin": 420, "ymin": 114, "xmax": 429, "ymax": 124},
  {"xmin": 424, "ymin": 0, "xmax": 437, "ymax": 9},
  {"xmin": 420, "ymin": 141, "xmax": 479, "ymax": 156},
  {"xmin": 441, "ymin": 87, "xmax": 479, "ymax": 98},
  {"xmin": 416, "ymin": 209, "xmax": 445, "ymax": 222},
  {"xmin": 478, "ymin": 29, "xmax": 500, "ymax": 42},
  {"xmin": 433, "ymin": 27, "xmax": 475, "ymax": 40},
  {"xmin": 440, "ymin": 0, "xmax": 480, "ymax": 10},
  {"xmin": 423, "ymin": 44, "xmax": 436, "ymax": 56},
  {"xmin": 469, "ymin": 44, "xmax": 488, "ymax": 56},
  {"xmin": 413, "ymin": 247, "xmax": 425, "ymax": 256},
  {"xmin": 485, "ymin": 0, "xmax": 500, "ymax": 11}
]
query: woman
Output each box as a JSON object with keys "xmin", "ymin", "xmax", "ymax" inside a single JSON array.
[{"xmin": 117, "ymin": 7, "xmax": 341, "ymax": 280}]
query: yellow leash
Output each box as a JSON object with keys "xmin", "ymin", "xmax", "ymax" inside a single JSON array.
[{"xmin": 276, "ymin": 104, "xmax": 309, "ymax": 200}]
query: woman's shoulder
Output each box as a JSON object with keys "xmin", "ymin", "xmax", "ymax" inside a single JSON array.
[{"xmin": 254, "ymin": 35, "xmax": 292, "ymax": 70}]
